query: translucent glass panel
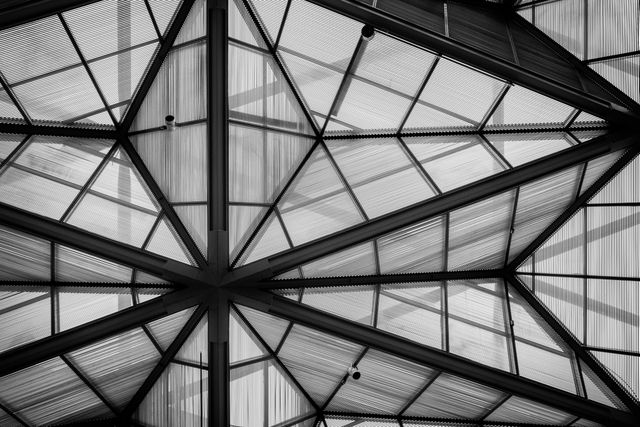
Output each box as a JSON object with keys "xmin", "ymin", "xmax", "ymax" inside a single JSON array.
[
  {"xmin": 591, "ymin": 351, "xmax": 639, "ymax": 400},
  {"xmin": 587, "ymin": 279, "xmax": 638, "ymax": 353},
  {"xmin": 231, "ymin": 359, "xmax": 314, "ymax": 427},
  {"xmin": 404, "ymin": 135, "xmax": 505, "ymax": 193},
  {"xmin": 404, "ymin": 373, "xmax": 505, "ymax": 419},
  {"xmin": 327, "ymin": 349, "xmax": 435, "ymax": 414},
  {"xmin": 136, "ymin": 362, "xmax": 208, "ymax": 426},
  {"xmin": 235, "ymin": 305, "xmax": 290, "ymax": 352},
  {"xmin": 230, "ymin": 0, "xmax": 267, "ymax": 48},
  {"xmin": 0, "ymin": 358, "xmax": 111, "ymax": 425},
  {"xmin": 147, "ymin": 307, "xmax": 197, "ymax": 351},
  {"xmin": 591, "ymin": 155, "xmax": 640, "ymax": 203},
  {"xmin": 148, "ymin": 0, "xmax": 182, "ymax": 35},
  {"xmin": 579, "ymin": 150, "xmax": 624, "ymax": 197},
  {"xmin": 0, "ymin": 225, "xmax": 50, "ymax": 281},
  {"xmin": 230, "ymin": 204, "xmax": 268, "ymax": 260},
  {"xmin": 0, "ymin": 92, "xmax": 22, "ymax": 121},
  {"xmin": 586, "ymin": 0, "xmax": 639, "ymax": 59},
  {"xmin": 177, "ymin": 315, "xmax": 208, "ymax": 367},
  {"xmin": 448, "ymin": 191, "xmax": 514, "ymax": 270},
  {"xmin": 533, "ymin": 0, "xmax": 585, "ymax": 59},
  {"xmin": 405, "ymin": 58, "xmax": 504, "ymax": 132},
  {"xmin": 485, "ymin": 85, "xmax": 574, "ymax": 129},
  {"xmin": 175, "ymin": 0, "xmax": 206, "ymax": 45},
  {"xmin": 145, "ymin": 216, "xmax": 194, "ymax": 265},
  {"xmin": 485, "ymin": 132, "xmax": 573, "ymax": 167},
  {"xmin": 58, "ymin": 287, "xmax": 132, "ymax": 331},
  {"xmin": 301, "ymin": 242, "xmax": 376, "ymax": 278},
  {"xmin": 229, "ymin": 125, "xmax": 314, "ymax": 204},
  {"xmin": 326, "ymin": 138, "xmax": 434, "ymax": 218},
  {"xmin": 247, "ymin": 0, "xmax": 289, "ymax": 44},
  {"xmin": 241, "ymin": 211, "xmax": 291, "ymax": 265},
  {"xmin": 301, "ymin": 286, "xmax": 375, "ymax": 325},
  {"xmin": 132, "ymin": 40, "xmax": 206, "ymax": 131},
  {"xmin": 278, "ymin": 325, "xmax": 364, "ymax": 405},
  {"xmin": 0, "ymin": 286, "xmax": 50, "ymax": 354},
  {"xmin": 174, "ymin": 204, "xmax": 207, "ymax": 256},
  {"xmin": 67, "ymin": 328, "xmax": 160, "ymax": 409},
  {"xmin": 0, "ymin": 136, "xmax": 113, "ymax": 219},
  {"xmin": 230, "ymin": 310, "xmax": 264, "ymax": 366},
  {"xmin": 55, "ymin": 244, "xmax": 133, "ymax": 282},
  {"xmin": 485, "ymin": 395, "xmax": 575, "ymax": 424},
  {"xmin": 590, "ymin": 55, "xmax": 640, "ymax": 103},
  {"xmin": 229, "ymin": 43, "xmax": 313, "ymax": 135},
  {"xmin": 532, "ymin": 211, "xmax": 584, "ymax": 275}
]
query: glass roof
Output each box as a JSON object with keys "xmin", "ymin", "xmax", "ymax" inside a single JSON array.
[{"xmin": 0, "ymin": 0, "xmax": 638, "ymax": 426}]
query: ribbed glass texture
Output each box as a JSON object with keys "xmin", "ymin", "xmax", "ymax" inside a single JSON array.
[
  {"xmin": 302, "ymin": 286, "xmax": 375, "ymax": 325},
  {"xmin": 591, "ymin": 350, "xmax": 639, "ymax": 400},
  {"xmin": 579, "ymin": 150, "xmax": 624, "ymax": 197},
  {"xmin": 587, "ymin": 279, "xmax": 638, "ymax": 352},
  {"xmin": 55, "ymin": 245, "xmax": 132, "ymax": 283},
  {"xmin": 485, "ymin": 132, "xmax": 572, "ymax": 167},
  {"xmin": 145, "ymin": 217, "xmax": 194, "ymax": 265},
  {"xmin": 241, "ymin": 212, "xmax": 290, "ymax": 265},
  {"xmin": 147, "ymin": 307, "xmax": 196, "ymax": 350},
  {"xmin": 0, "ymin": 286, "xmax": 50, "ymax": 354},
  {"xmin": 58, "ymin": 287, "xmax": 132, "ymax": 331},
  {"xmin": 148, "ymin": 0, "xmax": 181, "ymax": 35},
  {"xmin": 534, "ymin": 0, "xmax": 585, "ymax": 59},
  {"xmin": 230, "ymin": 311, "xmax": 263, "ymax": 365},
  {"xmin": 534, "ymin": 211, "xmax": 584, "ymax": 275},
  {"xmin": 591, "ymin": 154, "xmax": 640, "ymax": 203},
  {"xmin": 485, "ymin": 395, "xmax": 575, "ymax": 424},
  {"xmin": 247, "ymin": 0, "xmax": 289, "ymax": 43},
  {"xmin": 590, "ymin": 55, "xmax": 640, "ymax": 103},
  {"xmin": 587, "ymin": 0, "xmax": 639, "ymax": 59},
  {"xmin": 533, "ymin": 275, "xmax": 584, "ymax": 342},
  {"xmin": 236, "ymin": 305, "xmax": 290, "ymax": 352},
  {"xmin": 301, "ymin": 242, "xmax": 376, "ymax": 277},
  {"xmin": 0, "ymin": 226, "xmax": 50, "ymax": 281},
  {"xmin": 178, "ymin": 315, "xmax": 209, "ymax": 366},
  {"xmin": 175, "ymin": 0, "xmax": 206, "ymax": 45}
]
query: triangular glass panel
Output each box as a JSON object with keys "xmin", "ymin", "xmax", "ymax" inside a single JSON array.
[
  {"xmin": 579, "ymin": 149, "xmax": 625, "ymax": 197},
  {"xmin": 146, "ymin": 306, "xmax": 197, "ymax": 351},
  {"xmin": 590, "ymin": 351, "xmax": 639, "ymax": 401},
  {"xmin": 278, "ymin": 324, "xmax": 364, "ymax": 406},
  {"xmin": 145, "ymin": 216, "xmax": 195, "ymax": 265},
  {"xmin": 136, "ymin": 362, "xmax": 208, "ymax": 425},
  {"xmin": 0, "ymin": 225, "xmax": 50, "ymax": 281},
  {"xmin": 590, "ymin": 55, "xmax": 640, "ymax": 104},
  {"xmin": 239, "ymin": 211, "xmax": 291, "ymax": 265},
  {"xmin": 404, "ymin": 135, "xmax": 505, "ymax": 193},
  {"xmin": 174, "ymin": 204, "xmax": 207, "ymax": 256},
  {"xmin": 66, "ymin": 327, "xmax": 160, "ymax": 410},
  {"xmin": 230, "ymin": 0, "xmax": 267, "ymax": 48},
  {"xmin": 230, "ymin": 204, "xmax": 269, "ymax": 261},
  {"xmin": 131, "ymin": 11, "xmax": 206, "ymax": 132},
  {"xmin": 277, "ymin": 146, "xmax": 364, "ymax": 246},
  {"xmin": 377, "ymin": 282, "xmax": 443, "ymax": 349},
  {"xmin": 0, "ymin": 135, "xmax": 113, "ymax": 220},
  {"xmin": 0, "ymin": 285, "xmax": 50, "ymax": 354},
  {"xmin": 377, "ymin": 217, "xmax": 445, "ymax": 274},
  {"xmin": 508, "ymin": 284, "xmax": 578, "ymax": 394},
  {"xmin": 531, "ymin": 211, "xmax": 584, "ymax": 275},
  {"xmin": 58, "ymin": 286, "xmax": 133, "ymax": 332},
  {"xmin": 405, "ymin": 58, "xmax": 504, "ymax": 132},
  {"xmin": 485, "ymin": 84, "xmax": 575, "ymax": 130},
  {"xmin": 508, "ymin": 165, "xmax": 582, "ymax": 264},
  {"xmin": 229, "ymin": 125, "xmax": 314, "ymax": 204},
  {"xmin": 301, "ymin": 286, "xmax": 376, "ymax": 325},
  {"xmin": 0, "ymin": 358, "xmax": 112, "ymax": 425},
  {"xmin": 148, "ymin": 0, "xmax": 182, "ymax": 35},
  {"xmin": 448, "ymin": 190, "xmax": 515, "ymax": 270},
  {"xmin": 484, "ymin": 395, "xmax": 575, "ymax": 424},
  {"xmin": 571, "ymin": 111, "xmax": 607, "ymax": 128},
  {"xmin": 230, "ymin": 358, "xmax": 315, "ymax": 426},
  {"xmin": 326, "ymin": 349, "xmax": 436, "ymax": 414},
  {"xmin": 246, "ymin": 0, "xmax": 289, "ymax": 44},
  {"xmin": 404, "ymin": 372, "xmax": 505, "ymax": 419},
  {"xmin": 591, "ymin": 154, "xmax": 639, "ymax": 203},
  {"xmin": 300, "ymin": 242, "xmax": 376, "ymax": 278},
  {"xmin": 235, "ymin": 304, "xmax": 290, "ymax": 352},
  {"xmin": 0, "ymin": 89, "xmax": 23, "ymax": 121},
  {"xmin": 229, "ymin": 309, "xmax": 266, "ymax": 366},
  {"xmin": 485, "ymin": 132, "xmax": 573, "ymax": 167},
  {"xmin": 325, "ymin": 138, "xmax": 435, "ymax": 218},
  {"xmin": 55, "ymin": 244, "xmax": 133, "ymax": 283},
  {"xmin": 66, "ymin": 148, "xmax": 160, "ymax": 247},
  {"xmin": 579, "ymin": 358, "xmax": 627, "ymax": 410},
  {"xmin": 176, "ymin": 313, "xmax": 208, "ymax": 366}
]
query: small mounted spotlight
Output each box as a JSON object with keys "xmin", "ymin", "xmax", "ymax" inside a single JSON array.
[
  {"xmin": 361, "ymin": 24, "xmax": 375, "ymax": 41},
  {"xmin": 347, "ymin": 366, "xmax": 361, "ymax": 380},
  {"xmin": 165, "ymin": 114, "xmax": 176, "ymax": 131}
]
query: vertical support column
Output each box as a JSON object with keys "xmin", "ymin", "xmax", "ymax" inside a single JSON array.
[
  {"xmin": 209, "ymin": 292, "xmax": 230, "ymax": 427},
  {"xmin": 208, "ymin": 0, "xmax": 229, "ymax": 273}
]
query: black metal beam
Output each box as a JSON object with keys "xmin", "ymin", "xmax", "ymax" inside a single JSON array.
[
  {"xmin": 508, "ymin": 143, "xmax": 640, "ymax": 269},
  {"xmin": 120, "ymin": 304, "xmax": 208, "ymax": 420},
  {"xmin": 210, "ymin": 293, "xmax": 230, "ymax": 427},
  {"xmin": 231, "ymin": 289, "xmax": 637, "ymax": 425},
  {"xmin": 0, "ymin": 202, "xmax": 211, "ymax": 286},
  {"xmin": 121, "ymin": 0, "xmax": 196, "ymax": 130},
  {"xmin": 307, "ymin": 0, "xmax": 638, "ymax": 125},
  {"xmin": 0, "ymin": 0, "xmax": 100, "ymax": 30},
  {"xmin": 208, "ymin": 0, "xmax": 229, "ymax": 272},
  {"xmin": 0, "ymin": 122, "xmax": 117, "ymax": 139},
  {"xmin": 233, "ymin": 269, "xmax": 504, "ymax": 289},
  {"xmin": 223, "ymin": 130, "xmax": 637, "ymax": 285},
  {"xmin": 0, "ymin": 288, "xmax": 207, "ymax": 377},
  {"xmin": 504, "ymin": 273, "xmax": 640, "ymax": 416}
]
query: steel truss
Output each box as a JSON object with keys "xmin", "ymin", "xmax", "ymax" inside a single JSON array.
[{"xmin": 0, "ymin": 0, "xmax": 639, "ymax": 426}]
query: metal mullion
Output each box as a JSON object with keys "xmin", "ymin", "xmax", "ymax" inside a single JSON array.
[
  {"xmin": 231, "ymin": 139, "xmax": 320, "ymax": 267},
  {"xmin": 61, "ymin": 354, "xmax": 120, "ymax": 416},
  {"xmin": 275, "ymin": 413, "xmax": 318, "ymax": 427},
  {"xmin": 120, "ymin": 136, "xmax": 208, "ymax": 268},
  {"xmin": 8, "ymin": 163, "xmax": 84, "ymax": 190},
  {"xmin": 274, "ymin": 321, "xmax": 294, "ymax": 355},
  {"xmin": 0, "ymin": 72, "xmax": 31, "ymax": 124},
  {"xmin": 172, "ymin": 35, "xmax": 209, "ymax": 51},
  {"xmin": 64, "ymin": 100, "xmax": 130, "ymax": 124},
  {"xmin": 61, "ymin": 142, "xmax": 120, "ymax": 222},
  {"xmin": 143, "ymin": 0, "xmax": 163, "ymax": 40},
  {"xmin": 140, "ymin": 214, "xmax": 164, "ymax": 252},
  {"xmin": 480, "ymin": 393, "xmax": 511, "ymax": 420},
  {"xmin": 505, "ymin": 20, "xmax": 519, "ymax": 65},
  {"xmin": 142, "ymin": 324, "xmax": 164, "ymax": 355},
  {"xmin": 397, "ymin": 135, "xmax": 442, "ymax": 195},
  {"xmin": 502, "ymin": 278, "xmax": 520, "ymax": 375},
  {"xmin": 320, "ymin": 36, "xmax": 365, "ymax": 135},
  {"xmin": 584, "ymin": 347, "xmax": 640, "ymax": 358},
  {"xmin": 0, "ymin": 400, "xmax": 28, "ymax": 427},
  {"xmin": 229, "ymin": 117, "xmax": 314, "ymax": 139},
  {"xmin": 0, "ymin": 134, "xmax": 31, "ymax": 172},
  {"xmin": 229, "ymin": 201, "xmax": 271, "ymax": 208},
  {"xmin": 273, "ymin": 0, "xmax": 292, "ymax": 50},
  {"xmin": 275, "ymin": 207, "xmax": 295, "ymax": 250},
  {"xmin": 504, "ymin": 187, "xmax": 520, "ymax": 267},
  {"xmin": 570, "ymin": 350, "xmax": 586, "ymax": 398},
  {"xmin": 320, "ymin": 140, "xmax": 369, "ymax": 221},
  {"xmin": 173, "ymin": 358, "xmax": 208, "ymax": 370},
  {"xmin": 277, "ymin": 187, "xmax": 346, "ymax": 215},
  {"xmin": 398, "ymin": 371, "xmax": 440, "ymax": 416},
  {"xmin": 575, "ymin": 357, "xmax": 588, "ymax": 401},
  {"xmin": 229, "ymin": 354, "xmax": 272, "ymax": 370},
  {"xmin": 413, "ymin": 97, "xmax": 479, "ymax": 126},
  {"xmin": 320, "ymin": 347, "xmax": 369, "ymax": 410},
  {"xmin": 583, "ymin": 207, "xmax": 588, "ymax": 345},
  {"xmin": 58, "ymin": 14, "xmax": 119, "ymax": 127},
  {"xmin": 84, "ymin": 190, "xmax": 160, "ymax": 217},
  {"xmin": 575, "ymin": 162, "xmax": 588, "ymax": 201},
  {"xmin": 564, "ymin": 109, "xmax": 581, "ymax": 129},
  {"xmin": 372, "ymin": 239, "xmax": 381, "ymax": 328},
  {"xmin": 517, "ymin": 271, "xmax": 640, "ymax": 282},
  {"xmin": 479, "ymin": 83, "xmax": 510, "ymax": 131},
  {"xmin": 584, "ymin": 50, "xmax": 640, "ymax": 64},
  {"xmin": 379, "ymin": 289, "xmax": 443, "ymax": 317},
  {"xmin": 479, "ymin": 133, "xmax": 513, "ymax": 170}
]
